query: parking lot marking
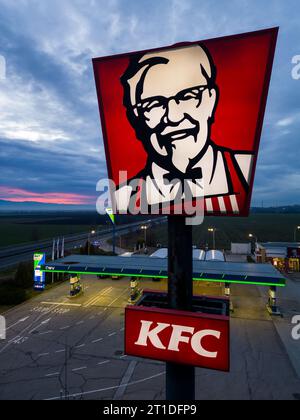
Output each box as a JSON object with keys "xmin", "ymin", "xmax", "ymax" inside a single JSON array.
[
  {"xmin": 39, "ymin": 330, "xmax": 53, "ymax": 336},
  {"xmin": 7, "ymin": 316, "xmax": 30, "ymax": 331},
  {"xmin": 83, "ymin": 287, "xmax": 113, "ymax": 308},
  {"xmin": 113, "ymin": 361, "xmax": 137, "ymax": 400},
  {"xmin": 72, "ymin": 366, "xmax": 87, "ymax": 372},
  {"xmin": 0, "ymin": 299, "xmax": 69, "ymax": 355},
  {"xmin": 41, "ymin": 302, "xmax": 82, "ymax": 307},
  {"xmin": 46, "ymin": 371, "xmax": 165, "ymax": 400},
  {"xmin": 29, "ymin": 318, "xmax": 51, "ymax": 335},
  {"xmin": 107, "ymin": 288, "xmax": 130, "ymax": 308},
  {"xmin": 75, "ymin": 344, "xmax": 85, "ymax": 349},
  {"xmin": 92, "ymin": 338, "xmax": 103, "ymax": 343}
]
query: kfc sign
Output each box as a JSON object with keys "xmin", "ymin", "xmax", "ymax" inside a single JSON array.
[
  {"xmin": 93, "ymin": 28, "xmax": 278, "ymax": 217},
  {"xmin": 125, "ymin": 306, "xmax": 230, "ymax": 371}
]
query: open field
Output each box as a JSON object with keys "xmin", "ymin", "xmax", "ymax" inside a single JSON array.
[
  {"xmin": 121, "ymin": 213, "xmax": 300, "ymax": 250},
  {"xmin": 0, "ymin": 212, "xmax": 154, "ymax": 248},
  {"xmin": 0, "ymin": 212, "xmax": 107, "ymax": 248},
  {"xmin": 0, "ymin": 223, "xmax": 93, "ymax": 248},
  {"xmin": 193, "ymin": 213, "xmax": 300, "ymax": 249},
  {"xmin": 0, "ymin": 211, "xmax": 299, "ymax": 250}
]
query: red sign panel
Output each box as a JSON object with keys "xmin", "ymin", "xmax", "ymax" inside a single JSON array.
[
  {"xmin": 93, "ymin": 28, "xmax": 278, "ymax": 217},
  {"xmin": 125, "ymin": 306, "xmax": 230, "ymax": 372}
]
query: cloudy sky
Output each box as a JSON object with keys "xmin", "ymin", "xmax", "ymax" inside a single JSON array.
[{"xmin": 0, "ymin": 0, "xmax": 299, "ymax": 207}]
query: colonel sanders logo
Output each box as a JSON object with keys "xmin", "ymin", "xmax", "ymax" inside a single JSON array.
[{"xmin": 93, "ymin": 29, "xmax": 278, "ymax": 217}]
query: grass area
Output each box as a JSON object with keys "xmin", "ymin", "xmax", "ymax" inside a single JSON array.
[
  {"xmin": 0, "ymin": 212, "xmax": 152, "ymax": 248},
  {"xmin": 121, "ymin": 213, "xmax": 300, "ymax": 251},
  {"xmin": 0, "ymin": 267, "xmax": 17, "ymax": 281},
  {"xmin": 0, "ymin": 212, "xmax": 110, "ymax": 247},
  {"xmin": 193, "ymin": 213, "xmax": 300, "ymax": 249},
  {"xmin": 0, "ymin": 281, "xmax": 68, "ymax": 314},
  {"xmin": 0, "ymin": 223, "xmax": 94, "ymax": 247},
  {"xmin": 0, "ymin": 262, "xmax": 68, "ymax": 309},
  {"xmin": 1, "ymin": 211, "xmax": 299, "ymax": 251}
]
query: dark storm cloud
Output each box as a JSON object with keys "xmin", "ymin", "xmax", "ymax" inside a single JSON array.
[
  {"xmin": 0, "ymin": 0, "xmax": 299, "ymax": 204},
  {"xmin": 0, "ymin": 138, "xmax": 106, "ymax": 197},
  {"xmin": 0, "ymin": 14, "xmax": 95, "ymax": 118}
]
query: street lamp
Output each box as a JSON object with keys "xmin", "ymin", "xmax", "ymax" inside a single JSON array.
[
  {"xmin": 119, "ymin": 234, "xmax": 122, "ymax": 249},
  {"xmin": 208, "ymin": 228, "xmax": 217, "ymax": 249},
  {"xmin": 248, "ymin": 234, "xmax": 258, "ymax": 254},
  {"xmin": 88, "ymin": 230, "xmax": 96, "ymax": 255},
  {"xmin": 248, "ymin": 233, "xmax": 258, "ymax": 243},
  {"xmin": 294, "ymin": 226, "xmax": 300, "ymax": 242},
  {"xmin": 141, "ymin": 225, "xmax": 148, "ymax": 247}
]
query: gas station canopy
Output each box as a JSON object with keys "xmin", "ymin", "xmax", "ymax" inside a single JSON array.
[{"xmin": 41, "ymin": 254, "xmax": 286, "ymax": 287}]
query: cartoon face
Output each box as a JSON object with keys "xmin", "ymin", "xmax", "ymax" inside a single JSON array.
[
  {"xmin": 122, "ymin": 45, "xmax": 218, "ymax": 174},
  {"xmin": 94, "ymin": 28, "xmax": 278, "ymax": 216}
]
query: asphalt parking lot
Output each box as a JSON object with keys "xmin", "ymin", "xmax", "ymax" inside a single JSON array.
[{"xmin": 0, "ymin": 275, "xmax": 300, "ymax": 400}]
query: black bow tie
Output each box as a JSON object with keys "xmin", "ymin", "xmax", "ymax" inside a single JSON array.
[{"xmin": 164, "ymin": 167, "xmax": 203, "ymax": 184}]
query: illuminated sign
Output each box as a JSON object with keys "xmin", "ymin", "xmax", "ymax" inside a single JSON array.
[
  {"xmin": 106, "ymin": 207, "xmax": 115, "ymax": 225},
  {"xmin": 125, "ymin": 306, "xmax": 230, "ymax": 371},
  {"xmin": 93, "ymin": 28, "xmax": 278, "ymax": 217},
  {"xmin": 34, "ymin": 253, "xmax": 46, "ymax": 290}
]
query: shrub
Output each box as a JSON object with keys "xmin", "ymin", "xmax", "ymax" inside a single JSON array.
[
  {"xmin": 80, "ymin": 241, "xmax": 96, "ymax": 255},
  {"xmin": 13, "ymin": 261, "xmax": 33, "ymax": 289},
  {"xmin": 0, "ymin": 285, "xmax": 27, "ymax": 305}
]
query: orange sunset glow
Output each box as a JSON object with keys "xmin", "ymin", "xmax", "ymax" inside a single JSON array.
[{"xmin": 0, "ymin": 187, "xmax": 94, "ymax": 205}]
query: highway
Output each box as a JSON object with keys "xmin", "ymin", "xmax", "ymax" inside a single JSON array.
[
  {"xmin": 0, "ymin": 274, "xmax": 300, "ymax": 400},
  {"xmin": 0, "ymin": 218, "xmax": 166, "ymax": 270}
]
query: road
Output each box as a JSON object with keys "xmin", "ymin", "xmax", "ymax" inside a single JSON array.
[
  {"xmin": 0, "ymin": 276, "xmax": 166, "ymax": 400},
  {"xmin": 0, "ymin": 218, "xmax": 165, "ymax": 270},
  {"xmin": 0, "ymin": 276, "xmax": 300, "ymax": 400}
]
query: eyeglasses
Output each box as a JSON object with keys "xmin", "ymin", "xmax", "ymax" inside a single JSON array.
[{"xmin": 133, "ymin": 85, "xmax": 209, "ymax": 116}]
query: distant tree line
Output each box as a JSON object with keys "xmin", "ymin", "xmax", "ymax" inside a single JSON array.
[{"xmin": 251, "ymin": 205, "xmax": 300, "ymax": 214}]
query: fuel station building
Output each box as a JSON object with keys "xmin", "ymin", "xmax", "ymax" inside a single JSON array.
[{"xmin": 255, "ymin": 242, "xmax": 300, "ymax": 272}]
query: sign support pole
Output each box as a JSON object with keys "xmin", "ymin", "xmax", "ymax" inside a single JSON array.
[
  {"xmin": 166, "ymin": 215, "xmax": 195, "ymax": 400},
  {"xmin": 105, "ymin": 208, "xmax": 116, "ymax": 255},
  {"xmin": 113, "ymin": 222, "xmax": 116, "ymax": 255}
]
